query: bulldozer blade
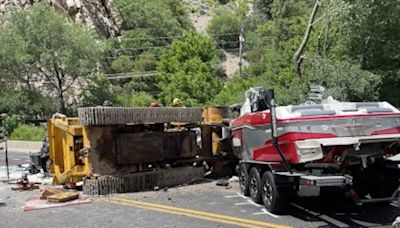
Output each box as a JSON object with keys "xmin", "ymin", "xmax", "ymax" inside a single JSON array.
[{"xmin": 77, "ymin": 107, "xmax": 203, "ymax": 126}]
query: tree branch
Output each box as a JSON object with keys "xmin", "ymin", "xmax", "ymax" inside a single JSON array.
[
  {"xmin": 293, "ymin": 0, "xmax": 320, "ymax": 77},
  {"xmin": 323, "ymin": 15, "xmax": 333, "ymax": 58}
]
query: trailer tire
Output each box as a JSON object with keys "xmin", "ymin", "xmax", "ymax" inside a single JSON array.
[
  {"xmin": 249, "ymin": 167, "xmax": 262, "ymax": 203},
  {"xmin": 261, "ymin": 171, "xmax": 288, "ymax": 213},
  {"xmin": 239, "ymin": 164, "xmax": 250, "ymax": 196}
]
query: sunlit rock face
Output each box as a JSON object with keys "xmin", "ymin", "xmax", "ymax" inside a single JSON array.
[{"xmin": 0, "ymin": 0, "xmax": 121, "ymax": 37}]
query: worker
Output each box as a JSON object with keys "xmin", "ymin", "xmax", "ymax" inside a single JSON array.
[
  {"xmin": 149, "ymin": 101, "xmax": 160, "ymax": 107},
  {"xmin": 172, "ymin": 98, "xmax": 183, "ymax": 107}
]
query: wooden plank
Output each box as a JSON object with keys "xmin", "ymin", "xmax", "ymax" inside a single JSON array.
[{"xmin": 48, "ymin": 192, "xmax": 79, "ymax": 203}]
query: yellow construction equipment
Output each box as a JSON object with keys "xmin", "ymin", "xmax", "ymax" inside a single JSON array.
[
  {"xmin": 47, "ymin": 106, "xmax": 235, "ymax": 193},
  {"xmin": 47, "ymin": 114, "xmax": 90, "ymax": 184}
]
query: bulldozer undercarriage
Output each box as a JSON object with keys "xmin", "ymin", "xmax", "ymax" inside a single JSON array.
[
  {"xmin": 48, "ymin": 107, "xmax": 210, "ymax": 194},
  {"xmin": 83, "ymin": 166, "xmax": 204, "ymax": 195},
  {"xmin": 77, "ymin": 107, "xmax": 203, "ymax": 125}
]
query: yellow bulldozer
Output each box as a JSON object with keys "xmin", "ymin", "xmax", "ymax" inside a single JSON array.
[{"xmin": 46, "ymin": 106, "xmax": 233, "ymax": 195}]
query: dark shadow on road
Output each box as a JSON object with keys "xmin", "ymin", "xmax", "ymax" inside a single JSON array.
[{"xmin": 288, "ymin": 191, "xmax": 399, "ymax": 227}]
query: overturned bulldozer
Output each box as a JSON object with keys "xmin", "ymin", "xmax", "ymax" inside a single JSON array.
[{"xmin": 48, "ymin": 107, "xmax": 206, "ymax": 195}]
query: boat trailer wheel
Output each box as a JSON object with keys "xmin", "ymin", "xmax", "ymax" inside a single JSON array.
[{"xmin": 239, "ymin": 164, "xmax": 250, "ymax": 196}]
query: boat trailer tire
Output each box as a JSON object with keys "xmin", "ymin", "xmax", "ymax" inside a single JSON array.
[
  {"xmin": 261, "ymin": 171, "xmax": 288, "ymax": 213},
  {"xmin": 249, "ymin": 167, "xmax": 262, "ymax": 203},
  {"xmin": 239, "ymin": 164, "xmax": 250, "ymax": 196}
]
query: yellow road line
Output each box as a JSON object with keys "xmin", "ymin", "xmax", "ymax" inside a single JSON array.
[{"xmin": 106, "ymin": 197, "xmax": 291, "ymax": 228}]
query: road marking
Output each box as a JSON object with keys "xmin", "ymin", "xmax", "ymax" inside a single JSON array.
[
  {"xmin": 260, "ymin": 209, "xmax": 280, "ymax": 219},
  {"xmin": 246, "ymin": 199, "xmax": 263, "ymax": 208},
  {"xmin": 225, "ymin": 195, "xmax": 242, "ymax": 198},
  {"xmin": 107, "ymin": 197, "xmax": 291, "ymax": 228},
  {"xmin": 236, "ymin": 192, "xmax": 248, "ymax": 199},
  {"xmin": 253, "ymin": 211, "xmax": 269, "ymax": 215},
  {"xmin": 235, "ymin": 202, "xmax": 252, "ymax": 205}
]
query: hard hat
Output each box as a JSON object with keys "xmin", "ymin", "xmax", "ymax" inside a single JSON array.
[
  {"xmin": 103, "ymin": 100, "xmax": 113, "ymax": 107},
  {"xmin": 172, "ymin": 98, "xmax": 181, "ymax": 106}
]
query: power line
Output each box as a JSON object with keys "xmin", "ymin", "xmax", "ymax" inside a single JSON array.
[
  {"xmin": 107, "ymin": 72, "xmax": 159, "ymax": 80},
  {"xmin": 105, "ymin": 47, "xmax": 249, "ymax": 60},
  {"xmin": 117, "ymin": 33, "xmax": 241, "ymax": 41},
  {"xmin": 111, "ymin": 40, "xmax": 244, "ymax": 52},
  {"xmin": 106, "ymin": 71, "xmax": 157, "ymax": 77}
]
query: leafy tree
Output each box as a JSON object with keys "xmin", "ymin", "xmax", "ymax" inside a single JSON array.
[
  {"xmin": 334, "ymin": 0, "xmax": 400, "ymax": 106},
  {"xmin": 207, "ymin": 8, "xmax": 242, "ymax": 49},
  {"xmin": 0, "ymin": 114, "xmax": 23, "ymax": 137},
  {"xmin": 338, "ymin": 0, "xmax": 400, "ymax": 72},
  {"xmin": 80, "ymin": 75, "xmax": 117, "ymax": 107},
  {"xmin": 212, "ymin": 77, "xmax": 256, "ymax": 105},
  {"xmin": 115, "ymin": 91, "xmax": 155, "ymax": 107},
  {"xmin": 157, "ymin": 32, "xmax": 222, "ymax": 106},
  {"xmin": 113, "ymin": 0, "xmax": 192, "ymax": 41},
  {"xmin": 302, "ymin": 56, "xmax": 382, "ymax": 101},
  {"xmin": 111, "ymin": 55, "xmax": 134, "ymax": 73},
  {"xmin": 253, "ymin": 0, "xmax": 273, "ymax": 20},
  {"xmin": 0, "ymin": 84, "xmax": 56, "ymax": 118},
  {"xmin": 237, "ymin": 1, "xmax": 311, "ymax": 103},
  {"xmin": 0, "ymin": 3, "xmax": 101, "ymax": 114}
]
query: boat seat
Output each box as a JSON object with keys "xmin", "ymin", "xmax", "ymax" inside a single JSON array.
[
  {"xmin": 296, "ymin": 109, "xmax": 336, "ymax": 117},
  {"xmin": 355, "ymin": 102, "xmax": 380, "ymax": 108},
  {"xmin": 360, "ymin": 107, "xmax": 393, "ymax": 113},
  {"xmin": 291, "ymin": 105, "xmax": 323, "ymax": 112}
]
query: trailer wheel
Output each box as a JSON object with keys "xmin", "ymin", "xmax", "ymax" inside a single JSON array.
[
  {"xmin": 249, "ymin": 167, "xmax": 262, "ymax": 203},
  {"xmin": 261, "ymin": 171, "xmax": 288, "ymax": 213},
  {"xmin": 239, "ymin": 164, "xmax": 250, "ymax": 196}
]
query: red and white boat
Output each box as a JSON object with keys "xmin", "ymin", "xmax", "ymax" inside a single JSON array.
[{"xmin": 230, "ymin": 87, "xmax": 400, "ymax": 212}]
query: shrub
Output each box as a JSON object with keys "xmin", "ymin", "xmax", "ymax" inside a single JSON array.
[
  {"xmin": 1, "ymin": 114, "xmax": 23, "ymax": 137},
  {"xmin": 116, "ymin": 92, "xmax": 155, "ymax": 107},
  {"xmin": 207, "ymin": 9, "xmax": 241, "ymax": 49},
  {"xmin": 9, "ymin": 124, "xmax": 46, "ymax": 141}
]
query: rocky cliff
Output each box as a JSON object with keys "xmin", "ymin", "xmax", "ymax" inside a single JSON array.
[{"xmin": 0, "ymin": 0, "xmax": 121, "ymax": 37}]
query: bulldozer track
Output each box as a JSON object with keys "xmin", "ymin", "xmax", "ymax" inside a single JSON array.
[
  {"xmin": 77, "ymin": 107, "xmax": 203, "ymax": 126},
  {"xmin": 83, "ymin": 166, "xmax": 204, "ymax": 195}
]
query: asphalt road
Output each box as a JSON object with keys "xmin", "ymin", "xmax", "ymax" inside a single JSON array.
[
  {"xmin": 0, "ymin": 179, "xmax": 399, "ymax": 228},
  {"xmin": 0, "ymin": 151, "xmax": 399, "ymax": 227}
]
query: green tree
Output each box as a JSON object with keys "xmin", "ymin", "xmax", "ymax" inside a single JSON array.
[
  {"xmin": 207, "ymin": 8, "xmax": 242, "ymax": 49},
  {"xmin": 157, "ymin": 32, "xmax": 222, "ymax": 106},
  {"xmin": 113, "ymin": 0, "xmax": 192, "ymax": 41},
  {"xmin": 212, "ymin": 77, "xmax": 256, "ymax": 105},
  {"xmin": 253, "ymin": 0, "xmax": 273, "ymax": 20},
  {"xmin": 334, "ymin": 0, "xmax": 400, "ymax": 106},
  {"xmin": 0, "ymin": 83, "xmax": 56, "ymax": 118},
  {"xmin": 0, "ymin": 3, "xmax": 101, "ymax": 114},
  {"xmin": 80, "ymin": 75, "xmax": 117, "ymax": 107},
  {"xmin": 115, "ymin": 91, "xmax": 155, "ymax": 107},
  {"xmin": 302, "ymin": 56, "xmax": 382, "ymax": 101}
]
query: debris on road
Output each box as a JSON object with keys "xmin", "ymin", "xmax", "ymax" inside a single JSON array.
[
  {"xmin": 11, "ymin": 173, "xmax": 39, "ymax": 191},
  {"xmin": 47, "ymin": 191, "xmax": 79, "ymax": 203},
  {"xmin": 40, "ymin": 187, "xmax": 64, "ymax": 200},
  {"xmin": 216, "ymin": 179, "xmax": 229, "ymax": 187},
  {"xmin": 23, "ymin": 196, "xmax": 90, "ymax": 211},
  {"xmin": 228, "ymin": 176, "xmax": 239, "ymax": 183},
  {"xmin": 0, "ymin": 199, "xmax": 5, "ymax": 206}
]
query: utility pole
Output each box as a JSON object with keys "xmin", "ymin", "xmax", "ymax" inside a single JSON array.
[{"xmin": 238, "ymin": 28, "xmax": 245, "ymax": 76}]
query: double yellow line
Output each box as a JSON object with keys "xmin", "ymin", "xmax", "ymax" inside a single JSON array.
[{"xmin": 107, "ymin": 197, "xmax": 291, "ymax": 228}]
